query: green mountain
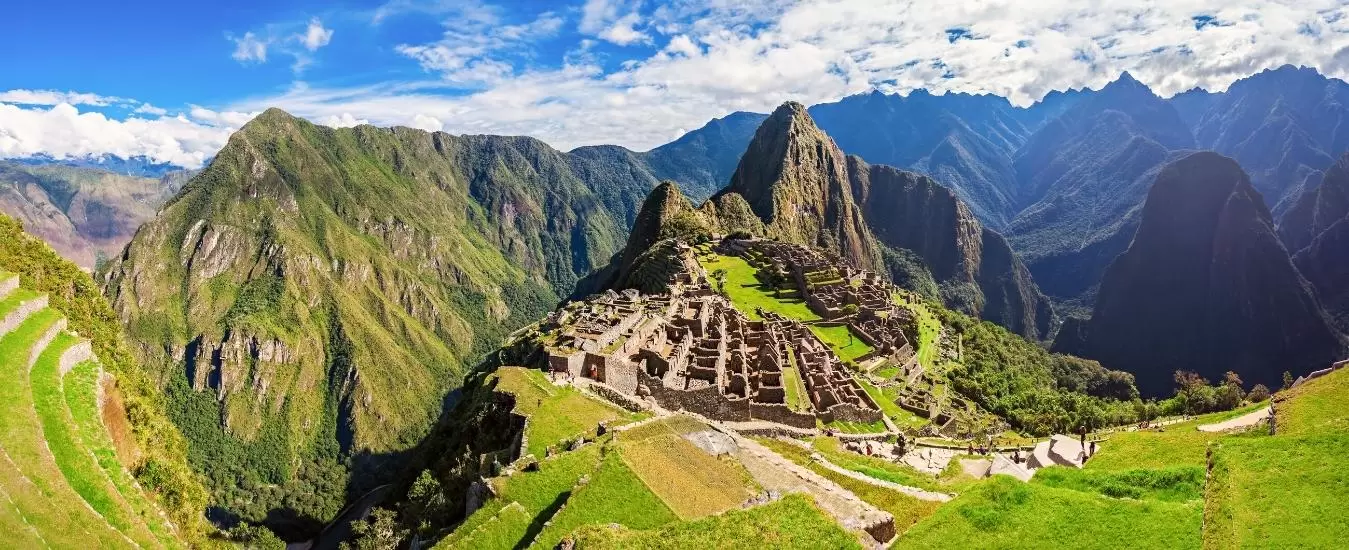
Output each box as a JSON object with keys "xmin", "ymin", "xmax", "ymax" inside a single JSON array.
[
  {"xmin": 0, "ymin": 161, "xmax": 190, "ymax": 270},
  {"xmin": 100, "ymin": 109, "xmax": 655, "ymax": 537}
]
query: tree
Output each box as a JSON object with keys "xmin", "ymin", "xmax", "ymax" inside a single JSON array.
[
  {"xmin": 1247, "ymin": 384, "xmax": 1271, "ymax": 403},
  {"xmin": 711, "ymin": 269, "xmax": 727, "ymax": 294},
  {"xmin": 225, "ymin": 523, "xmax": 285, "ymax": 550},
  {"xmin": 842, "ymin": 303, "xmax": 860, "ymax": 317},
  {"xmin": 343, "ymin": 508, "xmax": 405, "ymax": 550},
  {"xmin": 1282, "ymin": 371, "xmax": 1296, "ymax": 390}
]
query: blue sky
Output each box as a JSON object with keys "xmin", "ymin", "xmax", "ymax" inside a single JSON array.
[{"xmin": 2, "ymin": 0, "xmax": 1348, "ymax": 168}]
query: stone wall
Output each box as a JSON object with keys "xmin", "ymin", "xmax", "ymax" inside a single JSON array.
[
  {"xmin": 547, "ymin": 349, "xmax": 585, "ymax": 376},
  {"xmin": 587, "ymin": 381, "xmax": 648, "ymax": 412},
  {"xmin": 29, "ymin": 317, "xmax": 67, "ymax": 366},
  {"xmin": 0, "ymin": 294, "xmax": 47, "ymax": 339},
  {"xmin": 820, "ymin": 402, "xmax": 883, "ymax": 425},
  {"xmin": 604, "ymin": 359, "xmax": 639, "ymax": 396},
  {"xmin": 0, "ymin": 274, "xmax": 17, "ymax": 298},
  {"xmin": 639, "ymin": 370, "xmax": 750, "ymax": 421},
  {"xmin": 749, "ymin": 402, "xmax": 817, "ymax": 429},
  {"xmin": 58, "ymin": 340, "xmax": 94, "ymax": 375}
]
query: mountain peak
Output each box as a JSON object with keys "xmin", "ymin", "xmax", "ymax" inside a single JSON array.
[{"xmin": 1102, "ymin": 71, "xmax": 1151, "ymax": 95}]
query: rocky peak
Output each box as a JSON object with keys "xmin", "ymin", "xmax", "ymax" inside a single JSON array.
[{"xmin": 719, "ymin": 101, "xmax": 879, "ymax": 269}]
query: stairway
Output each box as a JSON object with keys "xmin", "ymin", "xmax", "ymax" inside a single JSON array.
[{"xmin": 0, "ymin": 271, "xmax": 183, "ymax": 548}]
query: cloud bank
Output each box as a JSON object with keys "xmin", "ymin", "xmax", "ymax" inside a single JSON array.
[{"xmin": 3, "ymin": 0, "xmax": 1349, "ymax": 167}]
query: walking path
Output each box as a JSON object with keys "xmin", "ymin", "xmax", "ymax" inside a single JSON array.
[
  {"xmin": 1197, "ymin": 406, "xmax": 1272, "ymax": 433},
  {"xmin": 811, "ymin": 453, "xmax": 953, "ymax": 502}
]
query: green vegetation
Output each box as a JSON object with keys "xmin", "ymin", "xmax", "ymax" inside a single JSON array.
[
  {"xmin": 893, "ymin": 292, "xmax": 941, "ymax": 369},
  {"xmin": 619, "ymin": 428, "xmax": 757, "ymax": 519},
  {"xmin": 533, "ymin": 451, "xmax": 678, "ymax": 548},
  {"xmin": 1204, "ymin": 433, "xmax": 1349, "ymax": 548},
  {"xmin": 0, "ymin": 214, "xmax": 211, "ymax": 542},
  {"xmin": 810, "ymin": 324, "xmax": 873, "ymax": 363},
  {"xmin": 827, "ymin": 419, "xmax": 888, "ymax": 434},
  {"xmin": 780, "ymin": 360, "xmax": 810, "ymax": 412},
  {"xmin": 901, "ymin": 476, "xmax": 1202, "ymax": 549},
  {"xmin": 809, "ymin": 437, "xmax": 977, "ymax": 493},
  {"xmin": 1086, "ymin": 403, "xmax": 1268, "ymax": 471},
  {"xmin": 855, "ymin": 378, "xmax": 927, "ymax": 429},
  {"xmin": 1031, "ymin": 466, "xmax": 1204, "ymax": 502},
  {"xmin": 30, "ymin": 333, "xmax": 159, "ymax": 548},
  {"xmin": 570, "ymin": 493, "xmax": 861, "ymax": 549},
  {"xmin": 697, "ymin": 253, "xmax": 817, "ymax": 321},
  {"xmin": 1275, "ymin": 367, "xmax": 1349, "ymax": 436},
  {"xmin": 495, "ymin": 367, "xmax": 637, "ymax": 458}
]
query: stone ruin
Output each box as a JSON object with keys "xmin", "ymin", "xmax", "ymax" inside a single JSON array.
[{"xmin": 536, "ymin": 247, "xmax": 882, "ymax": 430}]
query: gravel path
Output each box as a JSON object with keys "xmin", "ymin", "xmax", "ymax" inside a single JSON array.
[{"xmin": 1197, "ymin": 406, "xmax": 1272, "ymax": 433}]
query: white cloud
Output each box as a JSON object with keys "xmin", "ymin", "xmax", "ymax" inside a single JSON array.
[
  {"xmin": 0, "ymin": 102, "xmax": 234, "ymax": 169},
  {"xmin": 396, "ymin": 7, "xmax": 564, "ymax": 85},
  {"xmin": 600, "ymin": 12, "xmax": 650, "ymax": 46},
  {"xmin": 581, "ymin": 0, "xmax": 650, "ymax": 45},
  {"xmin": 0, "ymin": 90, "xmax": 126, "ymax": 107},
  {"xmin": 231, "ymin": 32, "xmax": 268, "ymax": 63},
  {"xmin": 134, "ymin": 103, "xmax": 168, "ymax": 116},
  {"xmin": 300, "ymin": 18, "xmax": 333, "ymax": 51},
  {"xmin": 324, "ymin": 113, "xmax": 370, "ymax": 127},
  {"xmin": 411, "ymin": 113, "xmax": 444, "ymax": 132}
]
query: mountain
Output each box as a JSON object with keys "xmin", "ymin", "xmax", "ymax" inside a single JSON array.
[
  {"xmin": 0, "ymin": 161, "xmax": 191, "ymax": 269},
  {"xmin": 101, "ymin": 109, "xmax": 646, "ymax": 537},
  {"xmin": 1284, "ymin": 153, "xmax": 1349, "ymax": 329},
  {"xmin": 1057, "ymin": 152, "xmax": 1344, "ymax": 395},
  {"xmin": 12, "ymin": 153, "xmax": 191, "ymax": 179},
  {"xmin": 808, "ymin": 90, "xmax": 1037, "ymax": 227},
  {"xmin": 638, "ymin": 111, "xmax": 767, "ymax": 201},
  {"xmin": 1191, "ymin": 65, "xmax": 1349, "ymax": 216},
  {"xmin": 692, "ymin": 102, "xmax": 1055, "ymax": 339}
]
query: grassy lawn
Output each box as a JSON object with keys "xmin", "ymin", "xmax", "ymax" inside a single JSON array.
[
  {"xmin": 0, "ymin": 309, "xmax": 131, "ymax": 549},
  {"xmin": 780, "ymin": 360, "xmax": 810, "ymax": 412},
  {"xmin": 570, "ymin": 493, "xmax": 861, "ymax": 549},
  {"xmin": 620, "ymin": 432, "xmax": 757, "ymax": 519},
  {"xmin": 1031, "ymin": 465, "xmax": 1204, "ymax": 503},
  {"xmin": 1275, "ymin": 367, "xmax": 1349, "ymax": 436},
  {"xmin": 809, "ymin": 324, "xmax": 874, "ymax": 364},
  {"xmin": 436, "ymin": 444, "xmax": 603, "ymax": 549},
  {"xmin": 1087, "ymin": 402, "xmax": 1269, "ymax": 471},
  {"xmin": 874, "ymin": 364, "xmax": 901, "ymax": 380},
  {"xmin": 827, "ymin": 419, "xmax": 888, "ymax": 434},
  {"xmin": 856, "ymin": 378, "xmax": 927, "ymax": 429},
  {"xmin": 0, "ymin": 286, "xmax": 38, "ymax": 317},
  {"xmin": 30, "ymin": 333, "xmax": 157, "ymax": 548},
  {"xmin": 533, "ymin": 450, "xmax": 678, "ymax": 548},
  {"xmin": 1204, "ymin": 433, "xmax": 1349, "ymax": 549},
  {"xmin": 809, "ymin": 437, "xmax": 981, "ymax": 494},
  {"xmin": 495, "ymin": 367, "xmax": 636, "ymax": 458},
  {"xmin": 63, "ymin": 361, "xmax": 178, "ymax": 546},
  {"xmin": 894, "ymin": 292, "xmax": 942, "ymax": 369},
  {"xmin": 758, "ymin": 438, "xmax": 942, "ymax": 533},
  {"xmin": 901, "ymin": 476, "xmax": 1202, "ymax": 549},
  {"xmin": 456, "ymin": 502, "xmax": 536, "ymax": 549},
  {"xmin": 697, "ymin": 253, "xmax": 818, "ymax": 322}
]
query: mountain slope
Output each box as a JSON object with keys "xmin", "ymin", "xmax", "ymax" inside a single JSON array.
[
  {"xmin": 102, "ymin": 109, "xmax": 635, "ymax": 537},
  {"xmin": 1192, "ymin": 65, "xmax": 1349, "ymax": 216},
  {"xmin": 1059, "ymin": 152, "xmax": 1344, "ymax": 395},
  {"xmin": 639, "ymin": 111, "xmax": 767, "ymax": 202},
  {"xmin": 0, "ymin": 161, "xmax": 190, "ymax": 269},
  {"xmin": 1284, "ymin": 153, "xmax": 1349, "ymax": 329}
]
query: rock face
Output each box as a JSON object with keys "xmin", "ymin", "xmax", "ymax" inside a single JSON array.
[
  {"xmin": 1062, "ymin": 152, "xmax": 1345, "ymax": 395},
  {"xmin": 691, "ymin": 102, "xmax": 1054, "ymax": 339},
  {"xmin": 0, "ymin": 161, "xmax": 191, "ymax": 269},
  {"xmin": 714, "ymin": 102, "xmax": 881, "ymax": 270},
  {"xmin": 1284, "ymin": 153, "xmax": 1349, "ymax": 329},
  {"xmin": 102, "ymin": 108, "xmax": 638, "ymax": 528}
]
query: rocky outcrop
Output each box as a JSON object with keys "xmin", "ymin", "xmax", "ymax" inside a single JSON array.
[
  {"xmin": 713, "ymin": 102, "xmax": 881, "ymax": 271},
  {"xmin": 1284, "ymin": 153, "xmax": 1349, "ymax": 329},
  {"xmin": 1061, "ymin": 152, "xmax": 1346, "ymax": 395}
]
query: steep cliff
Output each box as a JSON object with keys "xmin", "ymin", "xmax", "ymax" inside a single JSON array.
[
  {"xmin": 1062, "ymin": 152, "xmax": 1344, "ymax": 395},
  {"xmin": 1284, "ymin": 153, "xmax": 1349, "ymax": 329},
  {"xmin": 102, "ymin": 109, "xmax": 631, "ymax": 535}
]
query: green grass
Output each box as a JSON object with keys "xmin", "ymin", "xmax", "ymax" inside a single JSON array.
[
  {"xmin": 0, "ymin": 308, "xmax": 133, "ymax": 549},
  {"xmin": 826, "ymin": 419, "xmax": 888, "ymax": 434},
  {"xmin": 894, "ymin": 292, "xmax": 941, "ymax": 369},
  {"xmin": 495, "ymin": 367, "xmax": 637, "ymax": 458},
  {"xmin": 901, "ymin": 476, "xmax": 1202, "ymax": 549},
  {"xmin": 30, "ymin": 333, "xmax": 159, "ymax": 548},
  {"xmin": 64, "ymin": 361, "xmax": 180, "ymax": 547},
  {"xmin": 620, "ymin": 432, "xmax": 757, "ymax": 519},
  {"xmin": 809, "ymin": 324, "xmax": 873, "ymax": 364},
  {"xmin": 1204, "ymin": 433, "xmax": 1349, "ymax": 548},
  {"xmin": 570, "ymin": 493, "xmax": 861, "ymax": 549},
  {"xmin": 696, "ymin": 253, "xmax": 818, "ymax": 321},
  {"xmin": 757, "ymin": 438, "xmax": 941, "ymax": 533},
  {"xmin": 532, "ymin": 450, "xmax": 678, "ymax": 548},
  {"xmin": 455, "ymin": 502, "xmax": 536, "ymax": 549},
  {"xmin": 809, "ymin": 437, "xmax": 974, "ymax": 493},
  {"xmin": 0, "ymin": 286, "xmax": 38, "ymax": 318},
  {"xmin": 855, "ymin": 377, "xmax": 927, "ymax": 429},
  {"xmin": 1086, "ymin": 403, "xmax": 1269, "ymax": 471},
  {"xmin": 1275, "ymin": 367, "xmax": 1349, "ymax": 436},
  {"xmin": 780, "ymin": 361, "xmax": 810, "ymax": 412},
  {"xmin": 1031, "ymin": 465, "xmax": 1204, "ymax": 503},
  {"xmin": 436, "ymin": 444, "xmax": 603, "ymax": 549}
]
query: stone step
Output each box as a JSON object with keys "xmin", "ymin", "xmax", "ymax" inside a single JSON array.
[
  {"xmin": 0, "ymin": 272, "xmax": 17, "ymax": 300},
  {"xmin": 0, "ymin": 291, "xmax": 46, "ymax": 340}
]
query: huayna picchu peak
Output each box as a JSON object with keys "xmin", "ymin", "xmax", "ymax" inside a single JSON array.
[{"xmin": 9, "ymin": 16, "xmax": 1349, "ymax": 547}]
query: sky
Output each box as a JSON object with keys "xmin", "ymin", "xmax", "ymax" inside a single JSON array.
[{"xmin": 2, "ymin": 0, "xmax": 1349, "ymax": 168}]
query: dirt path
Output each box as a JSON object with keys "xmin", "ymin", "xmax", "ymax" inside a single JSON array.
[
  {"xmin": 811, "ymin": 454, "xmax": 953, "ymax": 502},
  {"xmin": 1197, "ymin": 406, "xmax": 1272, "ymax": 433}
]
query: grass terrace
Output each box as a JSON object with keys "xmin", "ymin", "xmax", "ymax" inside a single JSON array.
[
  {"xmin": 571, "ymin": 493, "xmax": 860, "ymax": 549},
  {"xmin": 532, "ymin": 451, "xmax": 677, "ymax": 548},
  {"xmin": 1274, "ymin": 367, "xmax": 1349, "ymax": 436},
  {"xmin": 494, "ymin": 367, "xmax": 641, "ymax": 458},
  {"xmin": 618, "ymin": 419, "xmax": 758, "ymax": 519},
  {"xmin": 1086, "ymin": 402, "xmax": 1269, "ymax": 471},
  {"xmin": 1204, "ymin": 433, "xmax": 1349, "ymax": 548},
  {"xmin": 856, "ymin": 378, "xmax": 928, "ymax": 429}
]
